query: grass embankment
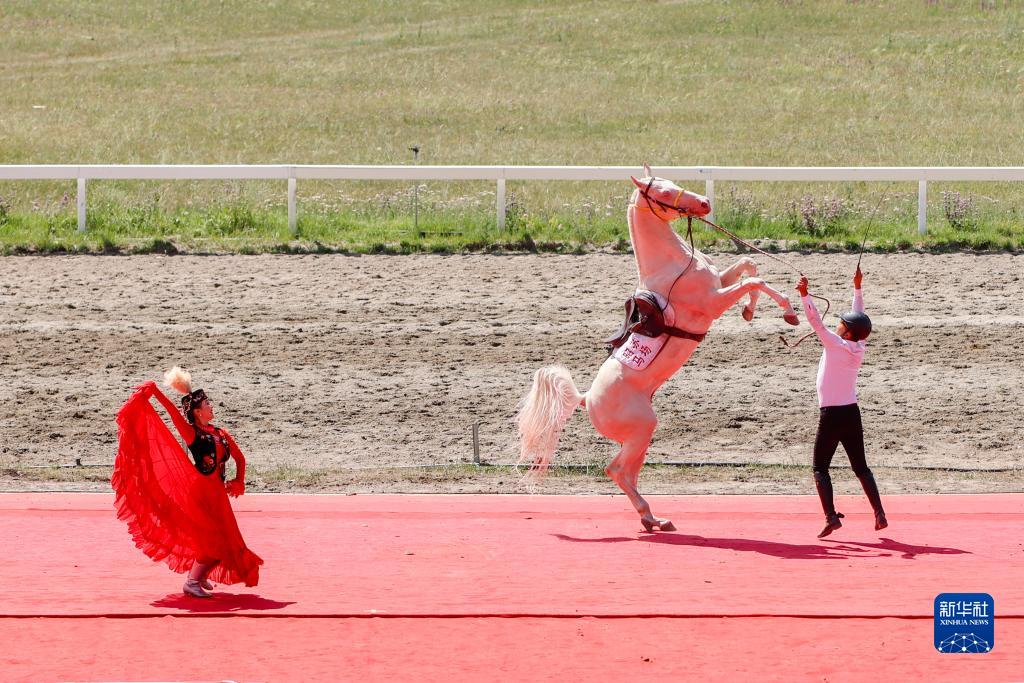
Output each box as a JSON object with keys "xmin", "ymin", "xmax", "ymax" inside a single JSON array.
[
  {"xmin": 2, "ymin": 0, "xmax": 1024, "ymax": 252},
  {"xmin": 1, "ymin": 186, "xmax": 1019, "ymax": 254}
]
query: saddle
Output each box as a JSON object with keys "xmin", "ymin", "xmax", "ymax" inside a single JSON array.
[{"xmin": 604, "ymin": 291, "xmax": 707, "ymax": 353}]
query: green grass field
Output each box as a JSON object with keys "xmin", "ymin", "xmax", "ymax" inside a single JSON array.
[{"xmin": 2, "ymin": 0, "xmax": 1024, "ymax": 252}]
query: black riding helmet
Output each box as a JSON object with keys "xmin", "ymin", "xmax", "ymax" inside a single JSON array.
[{"xmin": 839, "ymin": 311, "xmax": 872, "ymax": 341}]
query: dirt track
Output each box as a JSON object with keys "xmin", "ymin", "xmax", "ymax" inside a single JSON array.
[{"xmin": 1, "ymin": 252, "xmax": 1022, "ymax": 493}]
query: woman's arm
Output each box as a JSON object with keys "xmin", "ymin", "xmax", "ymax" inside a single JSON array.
[
  {"xmin": 801, "ymin": 294, "xmax": 845, "ymax": 348},
  {"xmin": 146, "ymin": 382, "xmax": 196, "ymax": 444},
  {"xmin": 797, "ymin": 277, "xmax": 844, "ymax": 348},
  {"xmin": 223, "ymin": 430, "xmax": 246, "ymax": 497},
  {"xmin": 852, "ymin": 266, "xmax": 864, "ymax": 313}
]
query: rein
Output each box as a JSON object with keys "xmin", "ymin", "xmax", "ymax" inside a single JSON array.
[
  {"xmin": 633, "ymin": 179, "xmax": 831, "ymax": 346},
  {"xmin": 637, "ymin": 179, "xmax": 806, "ymax": 276},
  {"xmin": 694, "ymin": 212, "xmax": 831, "ymax": 348},
  {"xmin": 695, "ymin": 214, "xmax": 805, "ymax": 276}
]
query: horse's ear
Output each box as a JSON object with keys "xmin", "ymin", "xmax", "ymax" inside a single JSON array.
[
  {"xmin": 642, "ymin": 162, "xmax": 652, "ymax": 178},
  {"xmin": 630, "ymin": 175, "xmax": 646, "ymax": 189}
]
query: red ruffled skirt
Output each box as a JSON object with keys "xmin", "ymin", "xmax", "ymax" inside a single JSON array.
[{"xmin": 112, "ymin": 386, "xmax": 263, "ymax": 586}]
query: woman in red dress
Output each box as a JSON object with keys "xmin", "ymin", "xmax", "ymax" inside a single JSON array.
[{"xmin": 112, "ymin": 367, "xmax": 263, "ymax": 597}]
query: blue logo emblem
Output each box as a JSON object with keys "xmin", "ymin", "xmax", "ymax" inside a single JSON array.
[{"xmin": 934, "ymin": 593, "xmax": 994, "ymax": 653}]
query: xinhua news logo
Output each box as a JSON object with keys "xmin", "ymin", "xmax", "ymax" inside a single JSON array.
[{"xmin": 934, "ymin": 593, "xmax": 994, "ymax": 653}]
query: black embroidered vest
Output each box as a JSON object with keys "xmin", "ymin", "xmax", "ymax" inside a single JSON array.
[{"xmin": 188, "ymin": 426, "xmax": 230, "ymax": 480}]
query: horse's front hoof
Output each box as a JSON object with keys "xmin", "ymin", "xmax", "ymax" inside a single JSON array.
[
  {"xmin": 742, "ymin": 307, "xmax": 754, "ymax": 322},
  {"xmin": 658, "ymin": 520, "xmax": 677, "ymax": 532},
  {"xmin": 783, "ymin": 311, "xmax": 799, "ymax": 326}
]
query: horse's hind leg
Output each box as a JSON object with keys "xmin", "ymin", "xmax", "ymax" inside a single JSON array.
[
  {"xmin": 589, "ymin": 368, "xmax": 673, "ymax": 530},
  {"xmin": 623, "ymin": 447, "xmax": 676, "ymax": 532},
  {"xmin": 604, "ymin": 425, "xmax": 674, "ymax": 532}
]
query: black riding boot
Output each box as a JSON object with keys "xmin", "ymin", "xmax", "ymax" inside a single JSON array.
[
  {"xmin": 857, "ymin": 469, "xmax": 888, "ymax": 530},
  {"xmin": 813, "ymin": 471, "xmax": 843, "ymax": 538}
]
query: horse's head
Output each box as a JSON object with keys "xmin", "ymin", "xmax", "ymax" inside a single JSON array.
[{"xmin": 630, "ymin": 163, "xmax": 711, "ymax": 220}]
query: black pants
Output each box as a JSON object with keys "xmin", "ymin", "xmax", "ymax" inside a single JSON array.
[
  {"xmin": 812, "ymin": 403, "xmax": 868, "ymax": 476},
  {"xmin": 812, "ymin": 403, "xmax": 885, "ymax": 520}
]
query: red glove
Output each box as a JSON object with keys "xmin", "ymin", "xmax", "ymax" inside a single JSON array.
[
  {"xmin": 796, "ymin": 276, "xmax": 809, "ymax": 297},
  {"xmin": 854, "ymin": 266, "xmax": 863, "ymax": 289}
]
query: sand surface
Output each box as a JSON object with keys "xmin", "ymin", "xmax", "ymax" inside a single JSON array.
[{"xmin": 1, "ymin": 251, "xmax": 1021, "ymax": 492}]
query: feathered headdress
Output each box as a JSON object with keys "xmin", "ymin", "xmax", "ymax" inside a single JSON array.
[
  {"xmin": 163, "ymin": 366, "xmax": 193, "ymax": 395},
  {"xmin": 163, "ymin": 366, "xmax": 206, "ymax": 423}
]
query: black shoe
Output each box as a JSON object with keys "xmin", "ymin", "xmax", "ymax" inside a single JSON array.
[
  {"xmin": 856, "ymin": 470, "xmax": 887, "ymax": 530},
  {"xmin": 817, "ymin": 513, "xmax": 844, "ymax": 538}
]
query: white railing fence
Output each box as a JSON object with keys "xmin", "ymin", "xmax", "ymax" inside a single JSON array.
[{"xmin": 3, "ymin": 165, "xmax": 1024, "ymax": 234}]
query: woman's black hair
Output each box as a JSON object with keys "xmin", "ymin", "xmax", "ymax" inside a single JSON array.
[{"xmin": 180, "ymin": 389, "xmax": 208, "ymax": 425}]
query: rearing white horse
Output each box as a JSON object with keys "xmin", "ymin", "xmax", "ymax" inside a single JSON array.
[{"xmin": 517, "ymin": 165, "xmax": 799, "ymax": 531}]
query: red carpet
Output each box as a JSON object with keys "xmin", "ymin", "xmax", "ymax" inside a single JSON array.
[{"xmin": 1, "ymin": 493, "xmax": 1021, "ymax": 680}]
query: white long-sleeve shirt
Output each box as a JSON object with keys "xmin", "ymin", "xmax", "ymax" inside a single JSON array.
[{"xmin": 801, "ymin": 288, "xmax": 866, "ymax": 408}]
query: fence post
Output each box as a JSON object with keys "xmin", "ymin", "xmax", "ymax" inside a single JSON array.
[
  {"xmin": 77, "ymin": 178, "xmax": 87, "ymax": 232},
  {"xmin": 918, "ymin": 180, "xmax": 927, "ymax": 235},
  {"xmin": 288, "ymin": 177, "xmax": 297, "ymax": 234},
  {"xmin": 472, "ymin": 422, "xmax": 481, "ymax": 465},
  {"xmin": 496, "ymin": 178, "xmax": 506, "ymax": 230},
  {"xmin": 704, "ymin": 178, "xmax": 715, "ymax": 224}
]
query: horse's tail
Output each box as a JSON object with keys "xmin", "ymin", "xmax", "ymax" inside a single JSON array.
[{"xmin": 516, "ymin": 365, "xmax": 585, "ymax": 476}]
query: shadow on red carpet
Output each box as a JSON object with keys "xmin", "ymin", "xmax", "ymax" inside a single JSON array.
[{"xmin": 150, "ymin": 592, "xmax": 296, "ymax": 613}]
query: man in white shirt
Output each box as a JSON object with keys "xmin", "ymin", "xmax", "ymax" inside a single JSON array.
[{"xmin": 797, "ymin": 267, "xmax": 887, "ymax": 538}]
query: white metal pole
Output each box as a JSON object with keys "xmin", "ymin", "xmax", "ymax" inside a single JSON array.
[
  {"xmin": 288, "ymin": 176, "xmax": 296, "ymax": 235},
  {"xmin": 705, "ymin": 178, "xmax": 715, "ymax": 224},
  {"xmin": 918, "ymin": 180, "xmax": 927, "ymax": 235},
  {"xmin": 496, "ymin": 178, "xmax": 506, "ymax": 230},
  {"xmin": 77, "ymin": 178, "xmax": 86, "ymax": 232},
  {"xmin": 288, "ymin": 177, "xmax": 297, "ymax": 234},
  {"xmin": 409, "ymin": 146, "xmax": 420, "ymax": 234}
]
